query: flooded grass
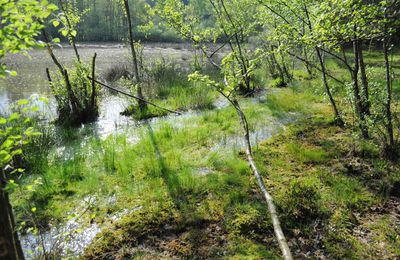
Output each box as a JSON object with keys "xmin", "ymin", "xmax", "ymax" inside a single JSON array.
[
  {"xmin": 11, "ymin": 87, "xmax": 318, "ymax": 258},
  {"xmin": 4, "ymin": 45, "xmax": 399, "ymax": 258}
]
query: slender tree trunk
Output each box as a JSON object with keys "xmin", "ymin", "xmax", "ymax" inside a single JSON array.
[
  {"xmin": 58, "ymin": 0, "xmax": 81, "ymax": 62},
  {"xmin": 227, "ymin": 98, "xmax": 292, "ymax": 260},
  {"xmin": 218, "ymin": 0, "xmax": 252, "ymax": 93},
  {"xmin": 0, "ymin": 170, "xmax": 24, "ymax": 260},
  {"xmin": 383, "ymin": 38, "xmax": 395, "ymax": 154},
  {"xmin": 352, "ymin": 39, "xmax": 369, "ymax": 139},
  {"xmin": 91, "ymin": 53, "xmax": 97, "ymax": 109},
  {"xmin": 357, "ymin": 41, "xmax": 370, "ymax": 115},
  {"xmin": 315, "ymin": 47, "xmax": 343, "ymax": 125},
  {"xmin": 123, "ymin": 0, "xmax": 146, "ymax": 110},
  {"xmin": 42, "ymin": 29, "xmax": 81, "ymax": 115},
  {"xmin": 279, "ymin": 50, "xmax": 292, "ymax": 81},
  {"xmin": 270, "ymin": 46, "xmax": 285, "ymax": 84},
  {"xmin": 303, "ymin": 47, "xmax": 313, "ymax": 78}
]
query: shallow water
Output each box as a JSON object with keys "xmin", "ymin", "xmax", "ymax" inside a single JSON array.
[
  {"xmin": 21, "ymin": 195, "xmax": 142, "ymax": 259},
  {"xmin": 0, "ymin": 43, "xmax": 201, "ymax": 138}
]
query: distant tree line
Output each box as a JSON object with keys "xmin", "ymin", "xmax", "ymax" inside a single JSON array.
[
  {"xmin": 46, "ymin": 0, "xmax": 400, "ymax": 44},
  {"xmin": 45, "ymin": 0, "xmax": 199, "ymax": 42}
]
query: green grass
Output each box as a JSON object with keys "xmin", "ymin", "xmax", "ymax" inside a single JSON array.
[{"xmin": 119, "ymin": 60, "xmax": 217, "ymax": 119}]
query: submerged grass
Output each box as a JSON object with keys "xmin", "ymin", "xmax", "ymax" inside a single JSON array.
[{"xmin": 12, "ymin": 86, "xmax": 315, "ymax": 257}]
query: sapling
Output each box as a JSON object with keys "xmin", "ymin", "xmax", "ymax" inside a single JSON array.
[{"xmin": 189, "ymin": 69, "xmax": 293, "ymax": 260}]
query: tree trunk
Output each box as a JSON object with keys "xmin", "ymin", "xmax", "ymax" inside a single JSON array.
[
  {"xmin": 90, "ymin": 53, "xmax": 97, "ymax": 109},
  {"xmin": 0, "ymin": 170, "xmax": 24, "ymax": 260},
  {"xmin": 123, "ymin": 0, "xmax": 146, "ymax": 110},
  {"xmin": 315, "ymin": 47, "xmax": 343, "ymax": 125},
  {"xmin": 42, "ymin": 29, "xmax": 81, "ymax": 115},
  {"xmin": 303, "ymin": 50, "xmax": 313, "ymax": 78},
  {"xmin": 58, "ymin": 0, "xmax": 81, "ymax": 62},
  {"xmin": 383, "ymin": 38, "xmax": 395, "ymax": 155},
  {"xmin": 352, "ymin": 39, "xmax": 369, "ymax": 139},
  {"xmin": 270, "ymin": 46, "xmax": 285, "ymax": 83},
  {"xmin": 279, "ymin": 51, "xmax": 292, "ymax": 81},
  {"xmin": 357, "ymin": 41, "xmax": 370, "ymax": 115}
]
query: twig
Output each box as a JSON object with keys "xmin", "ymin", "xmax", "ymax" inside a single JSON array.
[{"xmin": 87, "ymin": 77, "xmax": 181, "ymax": 115}]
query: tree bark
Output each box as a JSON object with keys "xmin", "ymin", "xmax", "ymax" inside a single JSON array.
[
  {"xmin": 315, "ymin": 47, "xmax": 343, "ymax": 125},
  {"xmin": 91, "ymin": 53, "xmax": 97, "ymax": 109},
  {"xmin": 352, "ymin": 39, "xmax": 369, "ymax": 139},
  {"xmin": 357, "ymin": 41, "xmax": 370, "ymax": 115},
  {"xmin": 222, "ymin": 92, "xmax": 292, "ymax": 260},
  {"xmin": 0, "ymin": 170, "xmax": 24, "ymax": 260},
  {"xmin": 123, "ymin": 0, "xmax": 146, "ymax": 110},
  {"xmin": 383, "ymin": 38, "xmax": 394, "ymax": 152},
  {"xmin": 58, "ymin": 0, "xmax": 81, "ymax": 62}
]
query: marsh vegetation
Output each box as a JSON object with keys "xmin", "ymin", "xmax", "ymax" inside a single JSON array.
[{"xmin": 1, "ymin": 0, "xmax": 400, "ymax": 259}]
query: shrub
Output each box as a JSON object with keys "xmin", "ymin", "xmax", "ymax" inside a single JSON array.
[
  {"xmin": 49, "ymin": 60, "xmax": 99, "ymax": 126},
  {"xmin": 270, "ymin": 77, "xmax": 287, "ymax": 88}
]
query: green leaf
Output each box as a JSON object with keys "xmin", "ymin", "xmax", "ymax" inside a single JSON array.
[
  {"xmin": 39, "ymin": 97, "xmax": 49, "ymax": 103},
  {"xmin": 0, "ymin": 150, "xmax": 11, "ymax": 163},
  {"xmin": 8, "ymin": 113, "xmax": 20, "ymax": 121},
  {"xmin": 17, "ymin": 99, "xmax": 29, "ymax": 106},
  {"xmin": 52, "ymin": 20, "xmax": 60, "ymax": 27}
]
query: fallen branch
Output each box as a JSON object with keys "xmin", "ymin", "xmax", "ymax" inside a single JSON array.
[
  {"xmin": 218, "ymin": 78, "xmax": 293, "ymax": 260},
  {"xmin": 87, "ymin": 77, "xmax": 182, "ymax": 115}
]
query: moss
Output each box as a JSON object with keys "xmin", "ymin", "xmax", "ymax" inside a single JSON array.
[
  {"xmin": 286, "ymin": 141, "xmax": 327, "ymax": 163},
  {"xmin": 277, "ymin": 177, "xmax": 324, "ymax": 226},
  {"xmin": 84, "ymin": 200, "xmax": 175, "ymax": 259},
  {"xmin": 121, "ymin": 103, "xmax": 169, "ymax": 120}
]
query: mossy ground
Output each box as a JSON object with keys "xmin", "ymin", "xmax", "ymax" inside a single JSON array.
[{"xmin": 80, "ymin": 114, "xmax": 400, "ymax": 259}]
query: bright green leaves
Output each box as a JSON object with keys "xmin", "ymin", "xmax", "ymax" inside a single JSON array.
[
  {"xmin": 52, "ymin": 20, "xmax": 60, "ymax": 27},
  {"xmin": 61, "ymin": 29, "xmax": 69, "ymax": 37},
  {"xmin": 189, "ymin": 71, "xmax": 226, "ymax": 95},
  {"xmin": 52, "ymin": 1, "xmax": 87, "ymax": 43},
  {"xmin": 0, "ymin": 98, "xmax": 42, "ymax": 171},
  {"xmin": 0, "ymin": 150, "xmax": 11, "ymax": 164},
  {"xmin": 314, "ymin": 0, "xmax": 385, "ymax": 49},
  {"xmin": 152, "ymin": 0, "xmax": 214, "ymax": 44},
  {"xmin": 17, "ymin": 99, "xmax": 29, "ymax": 106},
  {"xmin": 0, "ymin": 0, "xmax": 57, "ymax": 77}
]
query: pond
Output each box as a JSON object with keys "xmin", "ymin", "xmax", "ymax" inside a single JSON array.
[{"xmin": 0, "ymin": 43, "xmax": 197, "ymax": 135}]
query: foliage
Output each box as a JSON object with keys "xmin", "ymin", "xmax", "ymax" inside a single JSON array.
[
  {"xmin": 0, "ymin": 0, "xmax": 57, "ymax": 77},
  {"xmin": 152, "ymin": 0, "xmax": 259, "ymax": 94},
  {"xmin": 270, "ymin": 77, "xmax": 286, "ymax": 88},
  {"xmin": 51, "ymin": 0, "xmax": 87, "ymax": 45},
  {"xmin": 0, "ymin": 102, "xmax": 41, "ymax": 173},
  {"xmin": 49, "ymin": 60, "xmax": 100, "ymax": 125}
]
